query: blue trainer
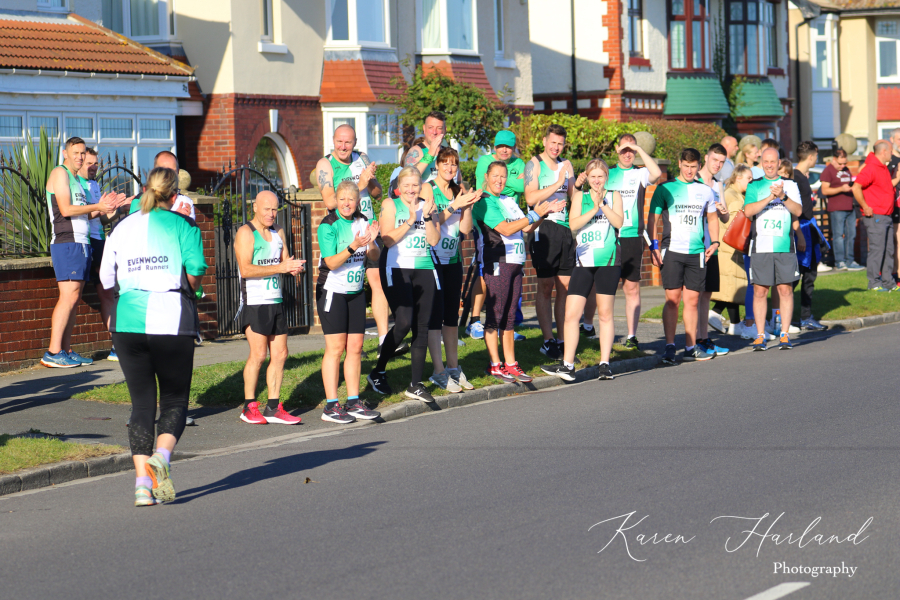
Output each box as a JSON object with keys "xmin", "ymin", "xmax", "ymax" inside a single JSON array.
[
  {"xmin": 698, "ymin": 339, "xmax": 729, "ymax": 356},
  {"xmin": 513, "ymin": 331, "xmax": 526, "ymax": 341},
  {"xmin": 466, "ymin": 321, "xmax": 485, "ymax": 340},
  {"xmin": 67, "ymin": 350, "xmax": 94, "ymax": 365},
  {"xmin": 107, "ymin": 347, "xmax": 119, "ymax": 362},
  {"xmin": 41, "ymin": 351, "xmax": 80, "ymax": 368}
]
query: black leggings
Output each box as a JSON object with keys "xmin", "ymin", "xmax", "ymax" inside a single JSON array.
[
  {"xmin": 433, "ymin": 261, "xmax": 463, "ymax": 328},
  {"xmin": 113, "ymin": 332, "xmax": 195, "ymax": 457},
  {"xmin": 712, "ymin": 301, "xmax": 741, "ymax": 324},
  {"xmin": 376, "ymin": 267, "xmax": 438, "ymax": 385}
]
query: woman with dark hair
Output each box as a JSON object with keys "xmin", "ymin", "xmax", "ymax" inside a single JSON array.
[
  {"xmin": 421, "ymin": 147, "xmax": 481, "ymax": 392},
  {"xmin": 99, "ymin": 166, "xmax": 207, "ymax": 506},
  {"xmin": 474, "ymin": 161, "xmax": 564, "ymax": 383}
]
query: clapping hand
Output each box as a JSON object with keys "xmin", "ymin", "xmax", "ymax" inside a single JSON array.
[
  {"xmin": 428, "ymin": 133, "xmax": 445, "ymax": 158},
  {"xmin": 282, "ymin": 255, "xmax": 305, "ymax": 275},
  {"xmin": 535, "ymin": 198, "xmax": 567, "ymax": 217},
  {"xmin": 359, "ymin": 161, "xmax": 377, "ymax": 187},
  {"xmin": 575, "ymin": 171, "xmax": 588, "ymax": 189},
  {"xmin": 98, "ymin": 191, "xmax": 127, "ymax": 214},
  {"xmin": 453, "ymin": 190, "xmax": 481, "ymax": 210}
]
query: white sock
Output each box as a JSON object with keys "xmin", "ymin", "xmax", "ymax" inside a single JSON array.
[
  {"xmin": 563, "ymin": 361, "xmax": 574, "ymax": 369},
  {"xmin": 583, "ymin": 324, "xmax": 594, "ymax": 331},
  {"xmin": 599, "ymin": 361, "xmax": 609, "ymax": 366},
  {"xmin": 627, "ymin": 334, "xmax": 636, "ymax": 340},
  {"xmin": 685, "ymin": 345, "xmax": 695, "ymax": 352}
]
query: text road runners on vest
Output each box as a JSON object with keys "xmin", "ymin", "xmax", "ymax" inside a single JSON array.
[
  {"xmin": 314, "ymin": 123, "xmax": 392, "ymax": 347},
  {"xmin": 744, "ymin": 147, "xmax": 803, "ymax": 350},
  {"xmin": 524, "ymin": 123, "xmax": 578, "ymax": 360},
  {"xmin": 41, "ymin": 137, "xmax": 126, "ymax": 369},
  {"xmin": 235, "ymin": 191, "xmax": 306, "ymax": 425},
  {"xmin": 647, "ymin": 148, "xmax": 719, "ymax": 364},
  {"xmin": 604, "ymin": 133, "xmax": 662, "ymax": 350}
]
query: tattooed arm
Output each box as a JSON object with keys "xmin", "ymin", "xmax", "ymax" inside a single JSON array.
[
  {"xmin": 315, "ymin": 157, "xmax": 337, "ymax": 210},
  {"xmin": 405, "ymin": 145, "xmax": 432, "ymax": 177},
  {"xmin": 359, "ymin": 152, "xmax": 382, "ymax": 200},
  {"xmin": 523, "ymin": 157, "xmax": 561, "ymax": 207}
]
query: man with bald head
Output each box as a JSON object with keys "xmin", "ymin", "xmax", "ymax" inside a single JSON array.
[
  {"xmin": 715, "ymin": 136, "xmax": 738, "ymax": 183},
  {"xmin": 314, "ymin": 125, "xmax": 390, "ymax": 347},
  {"xmin": 853, "ymin": 140, "xmax": 898, "ymax": 291},
  {"xmin": 743, "ymin": 147, "xmax": 803, "ymax": 350},
  {"xmin": 235, "ymin": 190, "xmax": 306, "ymax": 425},
  {"xmin": 128, "ymin": 151, "xmax": 194, "ymax": 219}
]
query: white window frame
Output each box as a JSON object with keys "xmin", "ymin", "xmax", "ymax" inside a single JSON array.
[
  {"xmin": 28, "ymin": 113, "xmax": 63, "ymax": 141},
  {"xmin": 138, "ymin": 115, "xmax": 175, "ymax": 143},
  {"xmin": 64, "ymin": 114, "xmax": 98, "ymax": 144},
  {"xmin": 879, "ymin": 121, "xmax": 900, "ymax": 141},
  {"xmin": 876, "ymin": 19, "xmax": 900, "ymax": 84},
  {"xmin": 0, "ymin": 112, "xmax": 25, "ymax": 142},
  {"xmin": 103, "ymin": 0, "xmax": 175, "ymax": 42},
  {"xmin": 37, "ymin": 0, "xmax": 68, "ymax": 12},
  {"xmin": 417, "ymin": 0, "xmax": 480, "ymax": 56},
  {"xmin": 326, "ymin": 0, "xmax": 392, "ymax": 50},
  {"xmin": 260, "ymin": 0, "xmax": 274, "ymax": 41},
  {"xmin": 99, "ymin": 116, "xmax": 136, "ymax": 142},
  {"xmin": 810, "ymin": 14, "xmax": 839, "ymax": 91},
  {"xmin": 321, "ymin": 106, "xmax": 403, "ymax": 162},
  {"xmin": 494, "ymin": 0, "xmax": 504, "ymax": 56}
]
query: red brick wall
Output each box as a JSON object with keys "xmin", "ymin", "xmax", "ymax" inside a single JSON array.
[
  {"xmin": 179, "ymin": 93, "xmax": 323, "ymax": 190},
  {"xmin": 602, "ymin": 0, "xmax": 626, "ymax": 120}
]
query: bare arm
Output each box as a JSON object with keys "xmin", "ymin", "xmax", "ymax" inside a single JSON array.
[
  {"xmin": 635, "ymin": 147, "xmax": 662, "ymax": 184},
  {"xmin": 235, "ymin": 225, "xmax": 301, "ymax": 278},
  {"xmin": 379, "ymin": 198, "xmax": 410, "ymax": 247},
  {"xmin": 821, "ymin": 180, "xmax": 851, "ymax": 197},
  {"xmin": 186, "ymin": 274, "xmax": 202, "ymax": 292},
  {"xmin": 316, "ymin": 158, "xmax": 336, "ymax": 210},
  {"xmin": 405, "ymin": 146, "xmax": 430, "ymax": 177},
  {"xmin": 358, "ymin": 153, "xmax": 382, "ymax": 199},
  {"xmin": 605, "ymin": 191, "xmax": 625, "ymax": 229},
  {"xmin": 48, "ymin": 169, "xmax": 103, "ymax": 218},
  {"xmin": 743, "ymin": 193, "xmax": 777, "ymax": 218},
  {"xmin": 705, "ymin": 211, "xmax": 720, "ymax": 260},
  {"xmin": 567, "ymin": 190, "xmax": 597, "ymax": 232}
]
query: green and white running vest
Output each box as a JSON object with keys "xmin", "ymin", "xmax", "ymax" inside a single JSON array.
[
  {"xmin": 47, "ymin": 166, "xmax": 90, "ymax": 244},
  {"xmin": 745, "ymin": 176, "xmax": 800, "ymax": 254},
  {"xmin": 316, "ymin": 213, "xmax": 369, "ymax": 294},
  {"xmin": 430, "ymin": 181, "xmax": 462, "ymax": 264},
  {"xmin": 574, "ymin": 191, "xmax": 618, "ymax": 267},
  {"xmin": 328, "ymin": 151, "xmax": 373, "ymax": 220},
  {"xmin": 606, "ymin": 165, "xmax": 650, "ymax": 238},
  {"xmin": 240, "ymin": 223, "xmax": 284, "ymax": 305},
  {"xmin": 536, "ymin": 156, "xmax": 569, "ymax": 228},
  {"xmin": 384, "ymin": 198, "xmax": 435, "ymax": 271}
]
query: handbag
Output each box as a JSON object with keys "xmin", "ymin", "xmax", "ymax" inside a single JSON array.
[{"xmin": 723, "ymin": 210, "xmax": 752, "ymax": 253}]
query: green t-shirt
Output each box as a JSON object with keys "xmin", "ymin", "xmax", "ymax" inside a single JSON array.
[
  {"xmin": 606, "ymin": 165, "xmax": 650, "ymax": 238},
  {"xmin": 475, "ymin": 154, "xmax": 526, "ymax": 203},
  {"xmin": 316, "ymin": 212, "xmax": 369, "ymax": 294},
  {"xmin": 574, "ymin": 191, "xmax": 618, "ymax": 267},
  {"xmin": 473, "ymin": 193, "xmax": 527, "ymax": 268},
  {"xmin": 649, "ymin": 178, "xmax": 715, "ymax": 254},
  {"xmin": 744, "ymin": 176, "xmax": 800, "ymax": 253}
]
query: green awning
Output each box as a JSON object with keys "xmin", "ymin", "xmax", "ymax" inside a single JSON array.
[
  {"xmin": 731, "ymin": 78, "xmax": 784, "ymax": 118},
  {"xmin": 663, "ymin": 75, "xmax": 729, "ymax": 117}
]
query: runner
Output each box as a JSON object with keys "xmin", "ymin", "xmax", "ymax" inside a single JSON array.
[
  {"xmin": 77, "ymin": 148, "xmax": 119, "ymax": 361},
  {"xmin": 604, "ymin": 134, "xmax": 662, "ymax": 350},
  {"xmin": 523, "ymin": 124, "xmax": 577, "ymax": 360},
  {"xmin": 647, "ymin": 148, "xmax": 720, "ymax": 364},
  {"xmin": 744, "ymin": 147, "xmax": 803, "ymax": 350},
  {"xmin": 422, "ymin": 147, "xmax": 480, "ymax": 393},
  {"xmin": 367, "ymin": 167, "xmax": 441, "ymax": 402},
  {"xmin": 316, "ymin": 181, "xmax": 382, "ymax": 423},
  {"xmin": 541, "ymin": 159, "xmax": 624, "ymax": 382},
  {"xmin": 314, "ymin": 124, "xmax": 391, "ymax": 354},
  {"xmin": 42, "ymin": 137, "xmax": 122, "ymax": 368},
  {"xmin": 477, "ymin": 161, "xmax": 565, "ymax": 382},
  {"xmin": 235, "ymin": 191, "xmax": 306, "ymax": 425},
  {"xmin": 695, "ymin": 144, "xmax": 731, "ymax": 356},
  {"xmin": 127, "ymin": 151, "xmax": 194, "ymax": 218},
  {"xmin": 472, "ymin": 130, "xmax": 528, "ymax": 341},
  {"xmin": 99, "ymin": 166, "xmax": 207, "ymax": 505},
  {"xmin": 404, "ymin": 111, "xmax": 457, "ymax": 185}
]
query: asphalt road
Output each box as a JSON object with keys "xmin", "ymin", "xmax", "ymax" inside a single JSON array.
[{"xmin": 2, "ymin": 324, "xmax": 898, "ymax": 600}]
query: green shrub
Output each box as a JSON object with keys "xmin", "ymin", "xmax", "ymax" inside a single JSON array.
[
  {"xmin": 509, "ymin": 114, "xmax": 645, "ymax": 162},
  {"xmin": 641, "ymin": 118, "xmax": 728, "ymax": 171}
]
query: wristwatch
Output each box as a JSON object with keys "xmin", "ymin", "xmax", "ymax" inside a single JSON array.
[{"xmin": 424, "ymin": 215, "xmax": 433, "ymax": 222}]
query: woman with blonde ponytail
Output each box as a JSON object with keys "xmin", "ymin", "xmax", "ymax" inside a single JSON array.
[{"xmin": 99, "ymin": 166, "xmax": 207, "ymax": 507}]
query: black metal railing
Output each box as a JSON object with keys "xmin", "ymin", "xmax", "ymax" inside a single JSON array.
[{"xmin": 0, "ymin": 150, "xmax": 49, "ymax": 257}]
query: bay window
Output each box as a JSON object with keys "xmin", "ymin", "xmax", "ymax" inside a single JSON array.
[
  {"xmin": 629, "ymin": 0, "xmax": 644, "ymax": 57},
  {"xmin": 811, "ymin": 15, "xmax": 839, "ymax": 89},
  {"xmin": 877, "ymin": 20, "xmax": 900, "ymax": 83},
  {"xmin": 727, "ymin": 1, "xmax": 778, "ymax": 75},
  {"xmin": 669, "ymin": 0, "xmax": 709, "ymax": 70},
  {"xmin": 327, "ymin": 0, "xmax": 390, "ymax": 46},
  {"xmin": 421, "ymin": 0, "xmax": 478, "ymax": 53}
]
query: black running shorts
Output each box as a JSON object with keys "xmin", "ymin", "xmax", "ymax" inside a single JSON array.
[
  {"xmin": 619, "ymin": 236, "xmax": 644, "ymax": 283},
  {"xmin": 529, "ymin": 220, "xmax": 575, "ymax": 278},
  {"xmin": 241, "ymin": 303, "xmax": 288, "ymax": 336},
  {"xmin": 316, "ymin": 286, "xmax": 367, "ymax": 335},
  {"xmin": 660, "ymin": 250, "xmax": 706, "ymax": 292},
  {"xmin": 568, "ymin": 265, "xmax": 622, "ymax": 298}
]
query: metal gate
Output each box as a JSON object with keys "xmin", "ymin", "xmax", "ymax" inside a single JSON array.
[
  {"xmin": 211, "ymin": 163, "xmax": 313, "ymax": 336},
  {"xmin": 96, "ymin": 152, "xmax": 142, "ymax": 198},
  {"xmin": 0, "ymin": 151, "xmax": 47, "ymax": 256}
]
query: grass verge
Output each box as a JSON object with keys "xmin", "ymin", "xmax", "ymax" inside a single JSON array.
[
  {"xmin": 640, "ymin": 271, "xmax": 899, "ymax": 322},
  {"xmin": 73, "ymin": 327, "xmax": 645, "ymax": 411},
  {"xmin": 0, "ymin": 434, "xmax": 124, "ymax": 475}
]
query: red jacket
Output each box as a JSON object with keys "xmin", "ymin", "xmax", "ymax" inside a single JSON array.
[{"xmin": 856, "ymin": 152, "xmax": 894, "ymax": 215}]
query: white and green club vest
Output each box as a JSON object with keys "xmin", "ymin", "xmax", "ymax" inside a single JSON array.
[
  {"xmin": 328, "ymin": 152, "xmax": 373, "ymax": 220},
  {"xmin": 574, "ymin": 190, "xmax": 619, "ymax": 268},
  {"xmin": 240, "ymin": 223, "xmax": 284, "ymax": 306}
]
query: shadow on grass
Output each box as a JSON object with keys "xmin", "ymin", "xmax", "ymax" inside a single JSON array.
[{"xmin": 170, "ymin": 441, "xmax": 386, "ymax": 504}]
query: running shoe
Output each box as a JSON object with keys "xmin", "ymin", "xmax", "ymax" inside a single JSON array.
[
  {"xmin": 447, "ymin": 367, "xmax": 474, "ymax": 390},
  {"xmin": 869, "ymin": 286, "xmax": 889, "ymax": 292},
  {"xmin": 682, "ymin": 346, "xmax": 715, "ymax": 362},
  {"xmin": 741, "ymin": 324, "xmax": 776, "ymax": 341},
  {"xmin": 580, "ymin": 324, "xmax": 595, "ymax": 337},
  {"xmin": 540, "ymin": 363, "xmax": 575, "ymax": 381},
  {"xmin": 240, "ymin": 402, "xmax": 268, "ymax": 424},
  {"xmin": 405, "ymin": 383, "xmax": 435, "ymax": 403},
  {"xmin": 504, "ymin": 362, "xmax": 533, "ymax": 383},
  {"xmin": 513, "ymin": 331, "xmax": 527, "ymax": 341},
  {"xmin": 146, "ymin": 454, "xmax": 175, "ymax": 503},
  {"xmin": 779, "ymin": 332, "xmax": 793, "ymax": 350},
  {"xmin": 623, "ymin": 336, "xmax": 640, "ymax": 351},
  {"xmin": 429, "ymin": 371, "xmax": 463, "ymax": 393},
  {"xmin": 697, "ymin": 339, "xmax": 729, "ymax": 356},
  {"xmin": 107, "ymin": 347, "xmax": 119, "ymax": 362},
  {"xmin": 835, "ymin": 261, "xmax": 847, "ymax": 270},
  {"xmin": 466, "ymin": 321, "xmax": 485, "ymax": 339},
  {"xmin": 345, "ymin": 400, "xmax": 380, "ymax": 420},
  {"xmin": 367, "ymin": 371, "xmax": 393, "ymax": 395},
  {"xmin": 322, "ymin": 403, "xmax": 356, "ymax": 424},
  {"xmin": 801, "ymin": 317, "xmax": 826, "ymax": 331},
  {"xmin": 585, "ymin": 332, "xmax": 599, "ymax": 341},
  {"xmin": 750, "ymin": 334, "xmax": 768, "ymax": 351},
  {"xmin": 40, "ymin": 350, "xmax": 80, "ymax": 368},
  {"xmin": 889, "ymin": 284, "xmax": 900, "ymax": 293},
  {"xmin": 847, "ymin": 261, "xmax": 864, "ymax": 271},
  {"xmin": 134, "ymin": 485, "xmax": 158, "ymax": 507},
  {"xmin": 185, "ymin": 416, "xmax": 196, "ymax": 426},
  {"xmin": 539, "ymin": 339, "xmax": 562, "ymax": 360},
  {"xmin": 597, "ymin": 363, "xmax": 614, "ymax": 380},
  {"xmin": 394, "ymin": 341, "xmax": 410, "ymax": 355},
  {"xmin": 66, "ymin": 350, "xmax": 93, "ymax": 365},
  {"xmin": 661, "ymin": 344, "xmax": 677, "ymax": 365},
  {"xmin": 816, "ymin": 263, "xmax": 833, "ymax": 272},
  {"xmin": 766, "ymin": 317, "xmax": 799, "ymax": 335},
  {"xmin": 487, "ymin": 363, "xmax": 516, "ymax": 383},
  {"xmin": 262, "ymin": 403, "xmax": 302, "ymax": 425},
  {"xmin": 707, "ymin": 310, "xmax": 727, "ymax": 334}
]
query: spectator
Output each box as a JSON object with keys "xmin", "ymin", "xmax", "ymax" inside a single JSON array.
[
  {"xmin": 715, "ymin": 136, "xmax": 738, "ymax": 183},
  {"xmin": 821, "ymin": 149, "xmax": 862, "ymax": 271},
  {"xmin": 852, "ymin": 141, "xmax": 898, "ymax": 291},
  {"xmin": 712, "ymin": 164, "xmax": 752, "ymax": 337},
  {"xmin": 792, "ymin": 141, "xmax": 829, "ymax": 330},
  {"xmin": 736, "ymin": 142, "xmax": 764, "ymax": 179},
  {"xmin": 41, "ymin": 137, "xmax": 122, "ymax": 368},
  {"xmin": 888, "ymin": 128, "xmax": 900, "ymax": 283}
]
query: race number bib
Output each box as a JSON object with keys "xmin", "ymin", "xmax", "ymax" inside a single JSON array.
[
  {"xmin": 262, "ymin": 275, "xmax": 281, "ymax": 300},
  {"xmin": 622, "ymin": 197, "xmax": 637, "ymax": 228}
]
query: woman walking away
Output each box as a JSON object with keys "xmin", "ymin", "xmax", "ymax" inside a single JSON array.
[
  {"xmin": 474, "ymin": 161, "xmax": 565, "ymax": 383},
  {"xmin": 422, "ymin": 147, "xmax": 481, "ymax": 393},
  {"xmin": 541, "ymin": 159, "xmax": 623, "ymax": 382},
  {"xmin": 317, "ymin": 181, "xmax": 382, "ymax": 423},
  {"xmin": 99, "ymin": 167, "xmax": 207, "ymax": 506},
  {"xmin": 368, "ymin": 167, "xmax": 441, "ymax": 402}
]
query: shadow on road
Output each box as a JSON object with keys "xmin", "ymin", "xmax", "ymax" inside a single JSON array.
[
  {"xmin": 0, "ymin": 371, "xmax": 113, "ymax": 416},
  {"xmin": 169, "ymin": 441, "xmax": 386, "ymax": 504}
]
